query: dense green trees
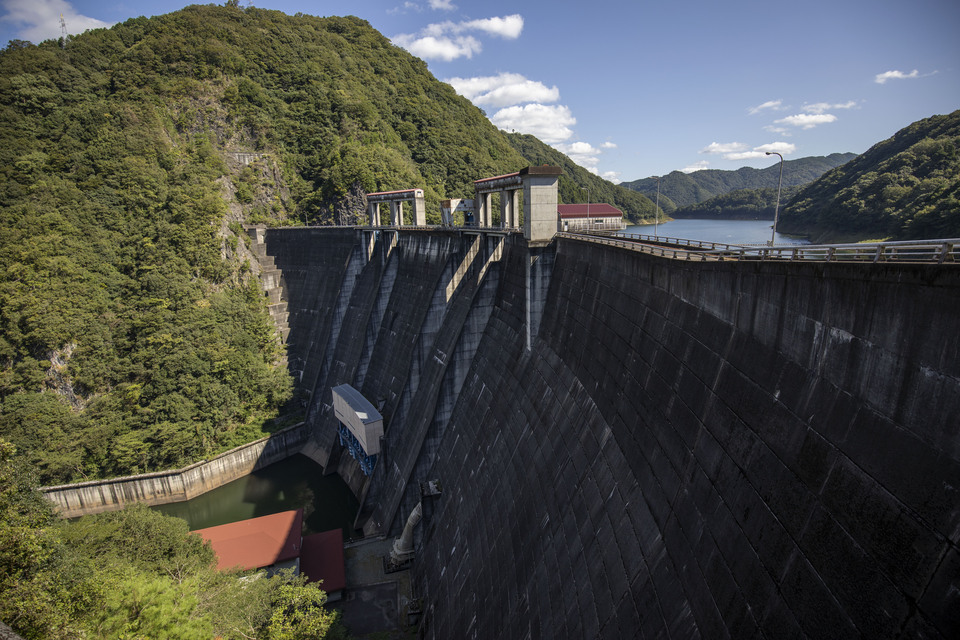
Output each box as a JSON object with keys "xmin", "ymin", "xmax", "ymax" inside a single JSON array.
[
  {"xmin": 1, "ymin": 3, "xmax": 656, "ymax": 483},
  {"xmin": 0, "ymin": 4, "xmax": 537, "ymax": 484},
  {"xmin": 780, "ymin": 111, "xmax": 960, "ymax": 241},
  {"xmin": 0, "ymin": 439, "xmax": 345, "ymax": 639},
  {"xmin": 670, "ymin": 186, "xmax": 800, "ymax": 220}
]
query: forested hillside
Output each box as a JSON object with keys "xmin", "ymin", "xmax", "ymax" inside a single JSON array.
[
  {"xmin": 779, "ymin": 111, "xmax": 960, "ymax": 241},
  {"xmin": 670, "ymin": 186, "xmax": 801, "ymax": 220},
  {"xmin": 621, "ymin": 153, "xmax": 856, "ymax": 210},
  {"xmin": 0, "ymin": 3, "xmax": 635, "ymax": 486},
  {"xmin": 505, "ymin": 133, "xmax": 657, "ymax": 223}
]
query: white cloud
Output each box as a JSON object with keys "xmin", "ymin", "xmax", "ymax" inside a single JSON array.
[
  {"xmin": 445, "ymin": 72, "xmax": 559, "ymax": 107},
  {"xmin": 393, "ymin": 33, "xmax": 481, "ymax": 61},
  {"xmin": 491, "ymin": 103, "xmax": 575, "ymax": 144},
  {"xmin": 700, "ymin": 141, "xmax": 795, "ymax": 162},
  {"xmin": 775, "ymin": 113, "xmax": 837, "ymax": 129},
  {"xmin": 681, "ymin": 161, "xmax": 710, "ymax": 173},
  {"xmin": 555, "ymin": 141, "xmax": 601, "ymax": 167},
  {"xmin": 803, "ymin": 101, "xmax": 856, "ymax": 114},
  {"xmin": 429, "ymin": 0, "xmax": 456, "ymax": 9},
  {"xmin": 552, "ymin": 140, "xmax": 620, "ymax": 176},
  {"xmin": 763, "ymin": 125, "xmax": 790, "ymax": 135},
  {"xmin": 699, "ymin": 142, "xmax": 747, "ymax": 155},
  {"xmin": 748, "ymin": 100, "xmax": 783, "ymax": 115},
  {"xmin": 393, "ymin": 13, "xmax": 523, "ymax": 60},
  {"xmin": 724, "ymin": 151, "xmax": 771, "ymax": 161},
  {"xmin": 1, "ymin": 0, "xmax": 112, "ymax": 43},
  {"xmin": 874, "ymin": 69, "xmax": 919, "ymax": 84},
  {"xmin": 388, "ymin": 2, "xmax": 421, "ymax": 15},
  {"xmin": 755, "ymin": 142, "xmax": 796, "ymax": 154},
  {"xmin": 461, "ymin": 14, "xmax": 523, "ymax": 39}
]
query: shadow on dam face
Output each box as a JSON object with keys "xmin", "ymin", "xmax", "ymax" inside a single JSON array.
[{"xmin": 260, "ymin": 227, "xmax": 959, "ymax": 639}]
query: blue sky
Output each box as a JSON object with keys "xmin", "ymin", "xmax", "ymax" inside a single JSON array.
[{"xmin": 2, "ymin": 0, "xmax": 958, "ymax": 183}]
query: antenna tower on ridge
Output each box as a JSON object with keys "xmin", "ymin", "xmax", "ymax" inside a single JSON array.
[{"xmin": 60, "ymin": 13, "xmax": 67, "ymax": 48}]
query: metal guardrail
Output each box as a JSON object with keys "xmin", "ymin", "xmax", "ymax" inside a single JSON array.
[
  {"xmin": 559, "ymin": 232, "xmax": 720, "ymax": 261},
  {"xmin": 567, "ymin": 232, "xmax": 960, "ymax": 264}
]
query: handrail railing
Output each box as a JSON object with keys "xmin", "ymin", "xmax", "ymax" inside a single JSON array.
[
  {"xmin": 567, "ymin": 232, "xmax": 959, "ymax": 264},
  {"xmin": 557, "ymin": 232, "xmax": 720, "ymax": 261},
  {"xmin": 610, "ymin": 232, "xmax": 747, "ymax": 253}
]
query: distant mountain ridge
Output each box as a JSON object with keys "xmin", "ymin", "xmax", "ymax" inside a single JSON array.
[
  {"xmin": 669, "ymin": 186, "xmax": 801, "ymax": 221},
  {"xmin": 620, "ymin": 153, "xmax": 858, "ymax": 210}
]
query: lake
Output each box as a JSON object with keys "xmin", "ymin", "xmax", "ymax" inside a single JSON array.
[
  {"xmin": 153, "ymin": 454, "xmax": 360, "ymax": 537},
  {"xmin": 622, "ymin": 218, "xmax": 810, "ymax": 246}
]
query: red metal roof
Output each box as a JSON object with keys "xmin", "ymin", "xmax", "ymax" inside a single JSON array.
[
  {"xmin": 193, "ymin": 509, "xmax": 303, "ymax": 571},
  {"xmin": 300, "ymin": 529, "xmax": 346, "ymax": 592},
  {"xmin": 557, "ymin": 203, "xmax": 623, "ymax": 219}
]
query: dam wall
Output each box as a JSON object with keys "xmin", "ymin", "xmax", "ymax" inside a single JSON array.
[
  {"xmin": 201, "ymin": 226, "xmax": 959, "ymax": 638},
  {"xmin": 260, "ymin": 227, "xmax": 357, "ymax": 394},
  {"xmin": 41, "ymin": 423, "xmax": 307, "ymax": 518},
  {"xmin": 284, "ymin": 229, "xmax": 507, "ymax": 535},
  {"xmin": 410, "ymin": 236, "xmax": 959, "ymax": 638}
]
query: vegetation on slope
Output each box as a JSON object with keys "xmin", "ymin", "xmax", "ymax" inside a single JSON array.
[
  {"xmin": 779, "ymin": 111, "xmax": 960, "ymax": 241},
  {"xmin": 620, "ymin": 153, "xmax": 857, "ymax": 210},
  {"xmin": 0, "ymin": 439, "xmax": 345, "ymax": 639},
  {"xmin": 670, "ymin": 186, "xmax": 800, "ymax": 220},
  {"xmin": 0, "ymin": 3, "xmax": 558, "ymax": 485},
  {"xmin": 0, "ymin": 34, "xmax": 294, "ymax": 483},
  {"xmin": 505, "ymin": 133, "xmax": 657, "ymax": 222}
]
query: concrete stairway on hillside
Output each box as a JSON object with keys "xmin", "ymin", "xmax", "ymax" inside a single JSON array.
[{"xmin": 246, "ymin": 226, "xmax": 290, "ymax": 365}]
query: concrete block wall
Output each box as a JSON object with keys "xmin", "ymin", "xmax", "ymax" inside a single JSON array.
[
  {"xmin": 357, "ymin": 232, "xmax": 459, "ymax": 425},
  {"xmin": 250, "ymin": 228, "xmax": 957, "ymax": 637},
  {"xmin": 42, "ymin": 424, "xmax": 308, "ymax": 518},
  {"xmin": 364, "ymin": 234, "xmax": 504, "ymax": 537},
  {"xmin": 303, "ymin": 234, "xmax": 392, "ymax": 470},
  {"xmin": 414, "ymin": 236, "xmax": 960, "ymax": 638},
  {"xmin": 262, "ymin": 228, "xmax": 356, "ymax": 393}
]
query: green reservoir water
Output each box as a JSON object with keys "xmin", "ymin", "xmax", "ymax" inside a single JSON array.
[{"xmin": 153, "ymin": 454, "xmax": 359, "ymax": 538}]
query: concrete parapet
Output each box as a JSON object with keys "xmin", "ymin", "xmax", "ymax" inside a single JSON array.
[{"xmin": 41, "ymin": 424, "xmax": 308, "ymax": 518}]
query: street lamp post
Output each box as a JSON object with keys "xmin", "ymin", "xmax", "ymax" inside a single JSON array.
[
  {"xmin": 582, "ymin": 187, "xmax": 589, "ymax": 228},
  {"xmin": 652, "ymin": 176, "xmax": 661, "ymax": 237},
  {"xmin": 766, "ymin": 151, "xmax": 784, "ymax": 246}
]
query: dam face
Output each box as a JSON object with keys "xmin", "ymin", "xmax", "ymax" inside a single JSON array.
[{"xmin": 258, "ymin": 227, "xmax": 959, "ymax": 639}]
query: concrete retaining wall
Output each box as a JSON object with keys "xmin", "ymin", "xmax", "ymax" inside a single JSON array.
[{"xmin": 42, "ymin": 424, "xmax": 308, "ymax": 518}]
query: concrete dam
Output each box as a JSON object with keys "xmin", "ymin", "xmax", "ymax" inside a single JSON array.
[{"xmin": 251, "ymin": 182, "xmax": 959, "ymax": 637}]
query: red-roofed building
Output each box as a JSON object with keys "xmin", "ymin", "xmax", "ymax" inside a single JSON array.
[
  {"xmin": 301, "ymin": 529, "xmax": 346, "ymax": 601},
  {"xmin": 193, "ymin": 510, "xmax": 347, "ymax": 600},
  {"xmin": 193, "ymin": 509, "xmax": 303, "ymax": 573},
  {"xmin": 558, "ymin": 203, "xmax": 625, "ymax": 232}
]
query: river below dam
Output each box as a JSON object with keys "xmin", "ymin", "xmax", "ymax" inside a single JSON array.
[
  {"xmin": 623, "ymin": 218, "xmax": 810, "ymax": 245},
  {"xmin": 153, "ymin": 454, "xmax": 360, "ymax": 538}
]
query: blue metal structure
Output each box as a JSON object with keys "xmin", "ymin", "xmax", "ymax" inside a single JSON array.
[{"xmin": 338, "ymin": 424, "xmax": 378, "ymax": 475}]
